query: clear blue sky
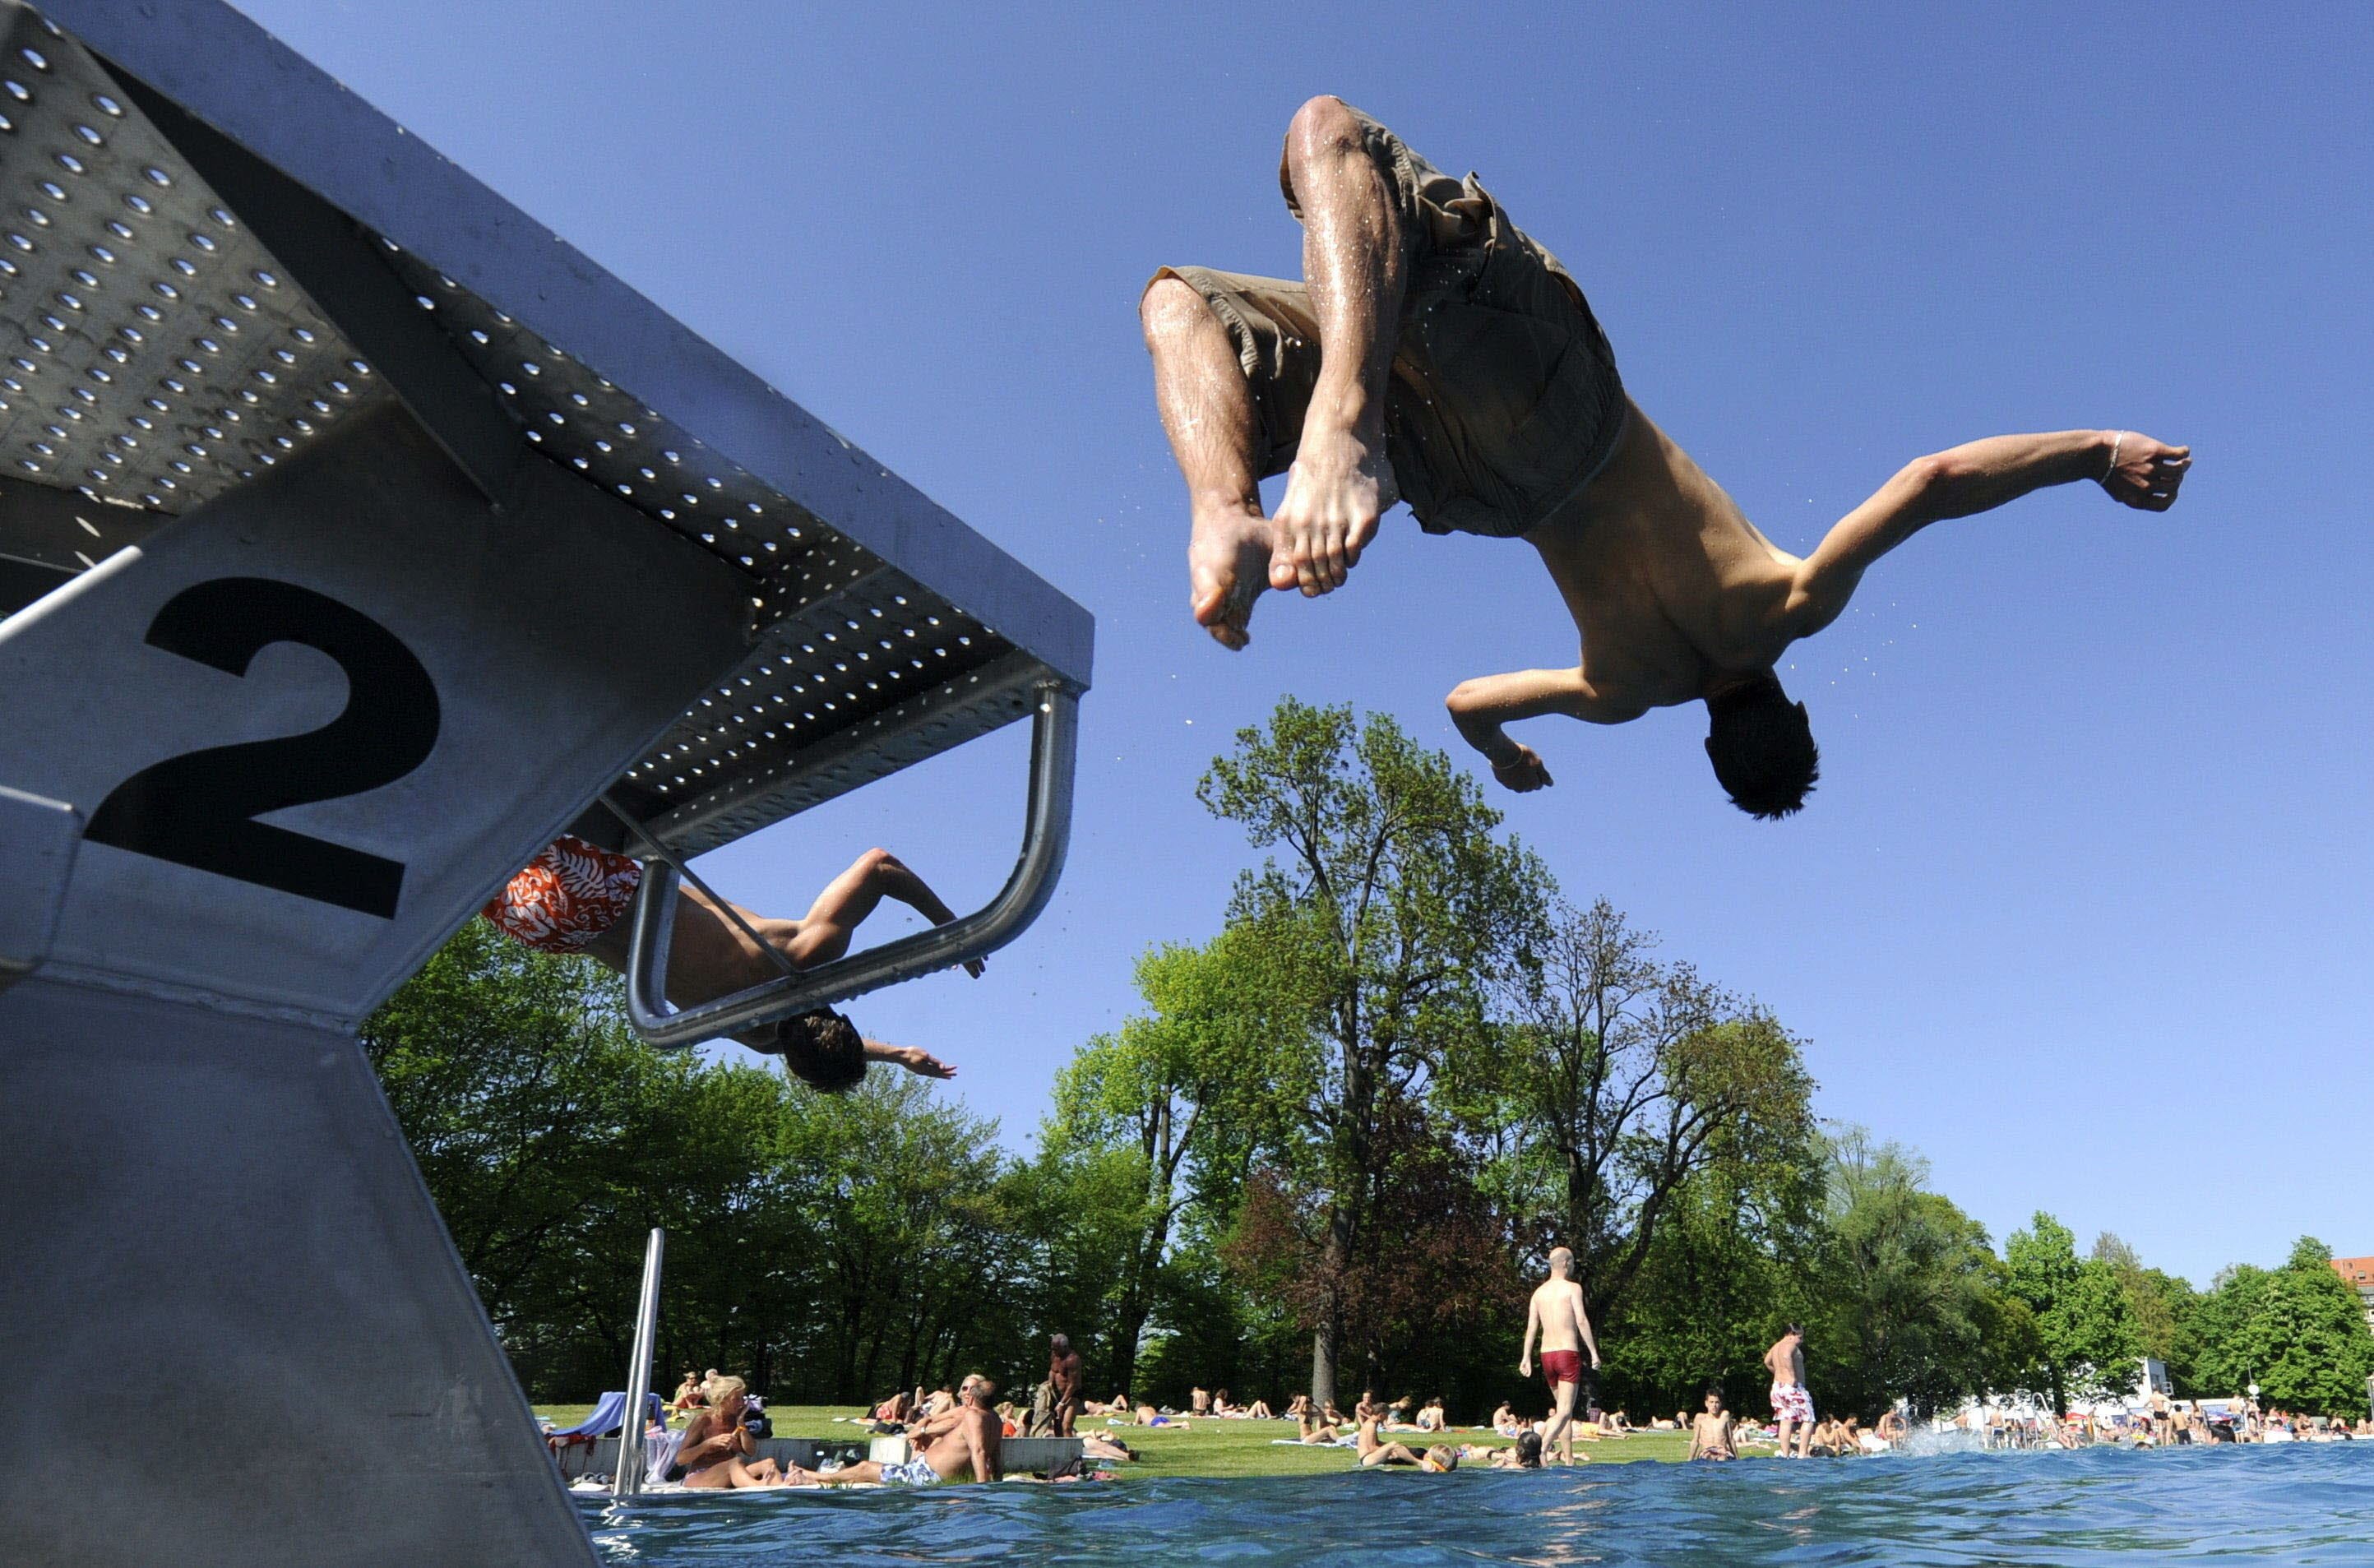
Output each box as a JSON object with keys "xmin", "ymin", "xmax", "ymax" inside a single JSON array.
[{"xmin": 236, "ymin": 1, "xmax": 2372, "ymax": 1287}]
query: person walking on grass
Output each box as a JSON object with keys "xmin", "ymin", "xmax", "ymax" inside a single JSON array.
[{"xmin": 1518, "ymin": 1246, "xmax": 1602, "ymax": 1465}]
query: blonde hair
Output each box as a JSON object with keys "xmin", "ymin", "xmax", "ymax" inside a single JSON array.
[{"xmin": 706, "ymin": 1374, "xmax": 747, "ymax": 1406}]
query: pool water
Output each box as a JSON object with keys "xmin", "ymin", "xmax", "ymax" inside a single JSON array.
[{"xmin": 582, "ymin": 1444, "xmax": 2374, "ymax": 1566}]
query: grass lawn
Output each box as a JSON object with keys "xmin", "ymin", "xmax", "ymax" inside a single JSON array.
[{"xmin": 531, "ymin": 1404, "xmax": 1696, "ymax": 1478}]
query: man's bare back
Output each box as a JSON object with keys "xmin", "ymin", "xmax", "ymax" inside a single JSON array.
[
  {"xmin": 1143, "ymin": 97, "xmax": 2191, "ymax": 818},
  {"xmin": 1529, "ymin": 1277, "xmax": 1587, "ymax": 1354}
]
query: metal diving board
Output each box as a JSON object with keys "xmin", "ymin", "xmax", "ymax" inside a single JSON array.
[{"xmin": 0, "ymin": 2, "xmax": 1091, "ymax": 1563}]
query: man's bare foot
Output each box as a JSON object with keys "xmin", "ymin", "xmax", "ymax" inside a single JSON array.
[
  {"xmin": 1189, "ymin": 499, "xmax": 1273, "ymax": 650},
  {"xmin": 1270, "ymin": 423, "xmax": 1391, "ymax": 596}
]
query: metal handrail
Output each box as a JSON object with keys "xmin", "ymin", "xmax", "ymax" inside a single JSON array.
[{"xmin": 622, "ymin": 679, "xmax": 1079, "ymax": 1047}]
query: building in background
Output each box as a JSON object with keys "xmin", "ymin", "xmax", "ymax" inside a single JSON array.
[{"xmin": 2330, "ymin": 1256, "xmax": 2374, "ymax": 1334}]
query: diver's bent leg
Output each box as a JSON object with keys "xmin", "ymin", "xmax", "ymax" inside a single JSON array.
[
  {"xmin": 1142, "ymin": 274, "xmax": 1274, "ymax": 650},
  {"xmin": 1274, "ymin": 95, "xmax": 1405, "ymax": 596}
]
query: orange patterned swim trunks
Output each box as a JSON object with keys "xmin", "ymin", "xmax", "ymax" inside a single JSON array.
[{"xmin": 482, "ymin": 835, "xmax": 644, "ymax": 953}]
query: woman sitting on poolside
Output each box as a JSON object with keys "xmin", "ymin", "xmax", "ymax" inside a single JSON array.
[{"xmin": 673, "ymin": 1377, "xmax": 785, "ymax": 1489}]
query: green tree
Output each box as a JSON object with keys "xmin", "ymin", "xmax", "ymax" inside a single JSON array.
[
  {"xmin": 1458, "ymin": 897, "xmax": 1816, "ymax": 1396},
  {"xmin": 1602, "ymin": 1159, "xmax": 1812, "ymax": 1420},
  {"xmin": 771, "ymin": 1074, "xmax": 1014, "ymax": 1403},
  {"xmin": 1196, "ymin": 698, "xmax": 1545, "ymax": 1404},
  {"xmin": 1806, "ymin": 1131, "xmax": 1997, "ymax": 1416},
  {"xmin": 1046, "ymin": 930, "xmax": 1291, "ymax": 1390},
  {"xmin": 2185, "ymin": 1238, "xmax": 2374, "ymax": 1416},
  {"xmin": 2090, "ymin": 1231, "xmax": 2196, "ymax": 1381},
  {"xmin": 2003, "ymin": 1211, "xmax": 2141, "ymax": 1413},
  {"xmin": 360, "ymin": 919, "xmax": 794, "ymax": 1395}
]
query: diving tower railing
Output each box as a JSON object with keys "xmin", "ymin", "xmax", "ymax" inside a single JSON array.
[
  {"xmin": 614, "ymin": 1229, "xmax": 665, "ymax": 1501},
  {"xmin": 0, "ymin": 2, "xmax": 1092, "ymax": 1563}
]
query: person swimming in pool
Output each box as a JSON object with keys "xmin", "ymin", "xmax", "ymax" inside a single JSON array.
[
  {"xmin": 1141, "ymin": 96, "xmax": 2191, "ymax": 818},
  {"xmin": 482, "ymin": 836, "xmax": 974, "ymax": 1088}
]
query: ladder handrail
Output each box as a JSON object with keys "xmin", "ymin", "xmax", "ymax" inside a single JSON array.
[{"xmin": 622, "ymin": 680, "xmax": 1079, "ymax": 1047}]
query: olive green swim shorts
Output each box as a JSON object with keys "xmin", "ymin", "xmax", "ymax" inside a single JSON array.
[{"xmin": 1151, "ymin": 104, "xmax": 1627, "ymax": 539}]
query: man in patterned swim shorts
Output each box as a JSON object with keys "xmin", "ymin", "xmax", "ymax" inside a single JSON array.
[
  {"xmin": 1142, "ymin": 97, "xmax": 2189, "ymax": 819},
  {"xmin": 789, "ymin": 1376, "xmax": 1005, "ymax": 1488},
  {"xmin": 1765, "ymin": 1324, "xmax": 1815, "ymax": 1459},
  {"xmin": 482, "ymin": 835, "xmax": 979, "ymax": 1090}
]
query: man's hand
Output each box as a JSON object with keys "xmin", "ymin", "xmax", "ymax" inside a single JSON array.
[
  {"xmin": 2100, "ymin": 432, "xmax": 2191, "ymax": 511},
  {"xmin": 892, "ymin": 1046, "xmax": 956, "ymax": 1080},
  {"xmin": 1492, "ymin": 744, "xmax": 1554, "ymax": 793},
  {"xmin": 1517, "ymin": 1358, "xmax": 1531, "ymax": 1378}
]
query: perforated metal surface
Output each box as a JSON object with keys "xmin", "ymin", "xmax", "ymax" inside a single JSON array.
[
  {"xmin": 0, "ymin": 0, "xmax": 1081, "ymax": 856},
  {"xmin": 374, "ymin": 247, "xmax": 1020, "ymax": 849},
  {"xmin": 0, "ymin": 8, "xmax": 384, "ymax": 506}
]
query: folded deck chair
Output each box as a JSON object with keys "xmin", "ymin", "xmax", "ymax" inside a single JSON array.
[{"xmin": 550, "ymin": 1390, "xmax": 669, "ymax": 1440}]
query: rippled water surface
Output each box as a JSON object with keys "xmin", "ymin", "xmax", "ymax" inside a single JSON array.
[{"xmin": 583, "ymin": 1445, "xmax": 2374, "ymax": 1566}]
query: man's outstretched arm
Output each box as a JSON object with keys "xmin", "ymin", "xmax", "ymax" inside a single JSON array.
[
  {"xmin": 1447, "ymin": 668, "xmax": 1645, "ymax": 792},
  {"xmin": 1790, "ymin": 428, "xmax": 2191, "ymax": 631},
  {"xmin": 863, "ymin": 1038, "xmax": 956, "ymax": 1080}
]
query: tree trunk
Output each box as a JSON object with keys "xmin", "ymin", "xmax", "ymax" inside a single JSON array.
[
  {"xmin": 1310, "ymin": 1194, "xmax": 1356, "ymax": 1405},
  {"xmin": 1110, "ymin": 1298, "xmax": 1148, "ymax": 1395}
]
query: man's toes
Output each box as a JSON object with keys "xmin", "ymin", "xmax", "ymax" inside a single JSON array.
[{"xmin": 1319, "ymin": 540, "xmax": 1348, "ymax": 589}]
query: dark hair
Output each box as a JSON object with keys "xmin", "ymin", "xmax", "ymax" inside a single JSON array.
[
  {"xmin": 1704, "ymin": 678, "xmax": 1819, "ymax": 819},
  {"xmin": 1516, "ymin": 1431, "xmax": 1543, "ymax": 1468},
  {"xmin": 1786, "ymin": 1322, "xmax": 1805, "ymax": 1337},
  {"xmin": 775, "ymin": 1008, "xmax": 866, "ymax": 1092}
]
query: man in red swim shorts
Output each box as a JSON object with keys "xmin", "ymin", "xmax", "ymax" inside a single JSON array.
[
  {"xmin": 482, "ymin": 835, "xmax": 978, "ymax": 1090},
  {"xmin": 1517, "ymin": 1246, "xmax": 1602, "ymax": 1466}
]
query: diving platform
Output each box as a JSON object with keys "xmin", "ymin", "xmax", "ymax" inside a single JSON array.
[{"xmin": 0, "ymin": 2, "xmax": 1090, "ymax": 1562}]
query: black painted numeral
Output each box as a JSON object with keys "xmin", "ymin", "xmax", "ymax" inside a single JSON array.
[{"xmin": 85, "ymin": 577, "xmax": 442, "ymax": 918}]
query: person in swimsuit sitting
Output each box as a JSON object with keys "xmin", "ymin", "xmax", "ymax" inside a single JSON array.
[
  {"xmin": 792, "ymin": 1376, "xmax": 1005, "ymax": 1488},
  {"xmin": 673, "ymin": 1376, "xmax": 784, "ymax": 1489},
  {"xmin": 1142, "ymin": 97, "xmax": 2191, "ymax": 821},
  {"xmin": 482, "ymin": 836, "xmax": 974, "ymax": 1089},
  {"xmin": 668, "ymin": 1369, "xmax": 706, "ymax": 1416},
  {"xmin": 1356, "ymin": 1417, "xmax": 1459, "ymax": 1472},
  {"xmin": 1688, "ymin": 1389, "xmax": 1738, "ymax": 1462},
  {"xmin": 1295, "ymin": 1404, "xmax": 1342, "ymax": 1445}
]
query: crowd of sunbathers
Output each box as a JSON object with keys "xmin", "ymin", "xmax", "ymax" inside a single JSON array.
[
  {"xmin": 577, "ymin": 1363, "xmax": 2370, "ymax": 1493},
  {"xmin": 571, "ymin": 1369, "xmax": 1026, "ymax": 1490}
]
